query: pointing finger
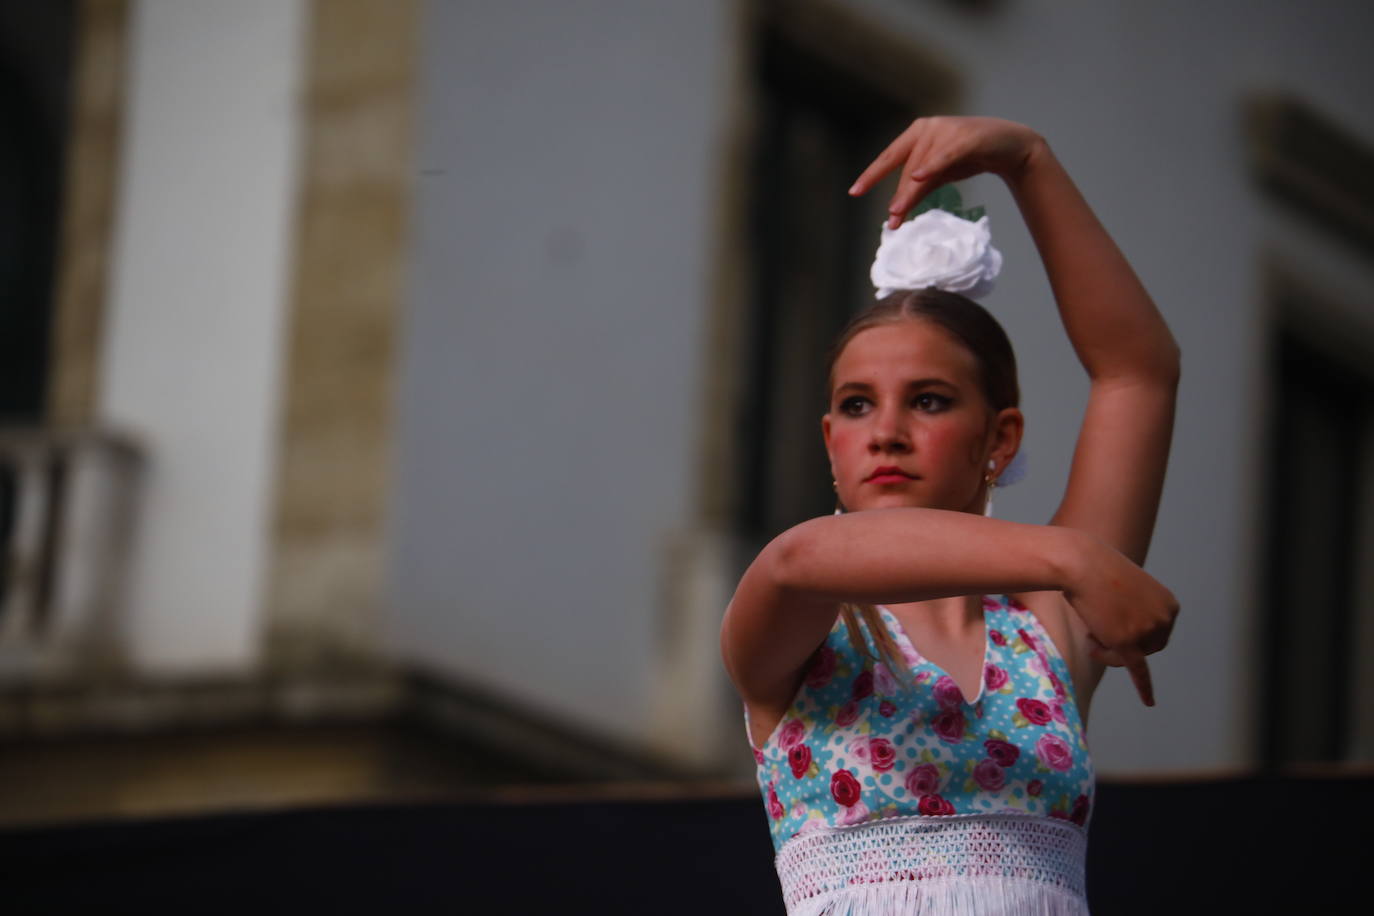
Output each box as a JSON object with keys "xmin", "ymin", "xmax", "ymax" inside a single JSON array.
[
  {"xmin": 1088, "ymin": 642, "xmax": 1156, "ymax": 707},
  {"xmin": 849, "ymin": 130, "xmax": 915, "ymax": 196},
  {"xmin": 1125, "ymin": 656, "xmax": 1155, "ymax": 707}
]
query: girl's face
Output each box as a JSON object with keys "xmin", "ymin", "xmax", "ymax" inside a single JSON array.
[{"xmin": 823, "ymin": 319, "xmax": 1022, "ymax": 514}]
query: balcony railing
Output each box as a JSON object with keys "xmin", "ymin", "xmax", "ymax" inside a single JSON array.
[{"xmin": 0, "ymin": 427, "xmax": 144, "ymax": 678}]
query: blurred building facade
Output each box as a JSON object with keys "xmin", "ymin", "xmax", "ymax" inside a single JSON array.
[{"xmin": 3, "ymin": 0, "xmax": 1373, "ymax": 822}]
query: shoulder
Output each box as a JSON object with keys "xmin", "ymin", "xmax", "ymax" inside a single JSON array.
[{"xmin": 1007, "ymin": 591, "xmax": 1105, "ymax": 724}]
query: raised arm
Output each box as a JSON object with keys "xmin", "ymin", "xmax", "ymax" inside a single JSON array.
[
  {"xmin": 851, "ymin": 117, "xmax": 1180, "ymax": 566},
  {"xmin": 721, "ymin": 509, "xmax": 1176, "ymax": 712}
]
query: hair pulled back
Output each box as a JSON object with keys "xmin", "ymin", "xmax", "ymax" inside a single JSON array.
[
  {"xmin": 827, "ymin": 287, "xmax": 1019, "ymax": 411},
  {"xmin": 826, "ymin": 287, "xmax": 1021, "ymax": 680}
]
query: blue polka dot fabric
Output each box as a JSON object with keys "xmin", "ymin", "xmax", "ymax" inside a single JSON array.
[{"xmin": 748, "ymin": 595, "xmax": 1094, "ymax": 852}]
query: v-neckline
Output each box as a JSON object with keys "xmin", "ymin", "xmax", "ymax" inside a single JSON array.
[{"xmin": 877, "ymin": 597, "xmax": 992, "ymax": 706}]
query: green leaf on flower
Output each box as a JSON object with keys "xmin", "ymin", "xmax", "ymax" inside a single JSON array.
[
  {"xmin": 912, "ymin": 184, "xmax": 963, "ymax": 216},
  {"xmin": 909, "ymin": 184, "xmax": 986, "ymax": 223}
]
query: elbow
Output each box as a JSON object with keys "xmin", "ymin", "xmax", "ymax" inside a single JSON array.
[
  {"xmin": 1158, "ymin": 335, "xmax": 1182, "ymax": 389},
  {"xmin": 765, "ymin": 520, "xmax": 822, "ymax": 597},
  {"xmin": 1098, "ymin": 336, "xmax": 1180, "ymax": 391}
]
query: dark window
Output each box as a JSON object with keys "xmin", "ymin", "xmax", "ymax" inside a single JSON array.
[
  {"xmin": 1260, "ymin": 321, "xmax": 1374, "ymax": 765},
  {"xmin": 736, "ymin": 27, "xmax": 914, "ymax": 541}
]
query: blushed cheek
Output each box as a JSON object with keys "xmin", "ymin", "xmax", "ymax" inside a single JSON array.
[{"xmin": 826, "ymin": 426, "xmax": 860, "ymax": 473}]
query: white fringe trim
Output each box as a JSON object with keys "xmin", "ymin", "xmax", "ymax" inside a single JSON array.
[{"xmin": 777, "ymin": 814, "xmax": 1088, "ymax": 915}]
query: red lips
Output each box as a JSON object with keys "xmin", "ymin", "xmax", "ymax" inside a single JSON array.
[{"xmin": 864, "ymin": 465, "xmax": 917, "ymax": 483}]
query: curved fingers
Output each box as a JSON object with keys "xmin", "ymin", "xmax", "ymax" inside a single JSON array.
[{"xmin": 886, "ymin": 132, "xmax": 944, "ymax": 224}]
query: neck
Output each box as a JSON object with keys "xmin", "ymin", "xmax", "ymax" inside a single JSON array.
[{"xmin": 888, "ymin": 594, "xmax": 984, "ymax": 636}]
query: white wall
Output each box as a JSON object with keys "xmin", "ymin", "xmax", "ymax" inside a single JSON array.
[
  {"xmin": 389, "ymin": 1, "xmax": 734, "ymax": 740},
  {"xmin": 100, "ymin": 0, "xmax": 306, "ymax": 673},
  {"xmin": 391, "ymin": 0, "xmax": 1374, "ymax": 772}
]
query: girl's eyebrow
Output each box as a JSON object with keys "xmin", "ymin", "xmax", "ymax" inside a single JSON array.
[{"xmin": 833, "ymin": 377, "xmax": 957, "ymax": 397}]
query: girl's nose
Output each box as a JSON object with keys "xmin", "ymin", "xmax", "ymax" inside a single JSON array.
[{"xmin": 868, "ymin": 408, "xmax": 911, "ymax": 452}]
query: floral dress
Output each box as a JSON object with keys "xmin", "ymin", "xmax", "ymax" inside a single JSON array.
[{"xmin": 747, "ymin": 595, "xmax": 1095, "ymax": 915}]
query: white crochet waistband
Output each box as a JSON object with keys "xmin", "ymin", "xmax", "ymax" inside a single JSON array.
[{"xmin": 775, "ymin": 813, "xmax": 1088, "ymax": 915}]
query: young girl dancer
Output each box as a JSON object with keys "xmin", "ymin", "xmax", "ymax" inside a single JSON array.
[{"xmin": 720, "ymin": 116, "xmax": 1180, "ymax": 914}]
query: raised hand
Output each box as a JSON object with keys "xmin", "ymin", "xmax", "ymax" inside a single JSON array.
[{"xmin": 848, "ymin": 116, "xmax": 1044, "ymax": 229}]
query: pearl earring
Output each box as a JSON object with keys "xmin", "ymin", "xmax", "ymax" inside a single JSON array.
[{"xmin": 983, "ymin": 460, "xmax": 997, "ymax": 517}]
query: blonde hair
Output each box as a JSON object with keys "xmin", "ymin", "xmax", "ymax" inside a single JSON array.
[{"xmin": 839, "ymin": 604, "xmax": 908, "ymax": 680}]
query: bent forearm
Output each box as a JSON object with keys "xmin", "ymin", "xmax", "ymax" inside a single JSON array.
[
  {"xmin": 1007, "ymin": 139, "xmax": 1180, "ymax": 384},
  {"xmin": 769, "ymin": 508, "xmax": 1082, "ymax": 606}
]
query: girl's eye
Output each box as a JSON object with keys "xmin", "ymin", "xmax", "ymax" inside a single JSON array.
[
  {"xmin": 914, "ymin": 392, "xmax": 952, "ymax": 412},
  {"xmin": 839, "ymin": 396, "xmax": 870, "ymax": 416}
]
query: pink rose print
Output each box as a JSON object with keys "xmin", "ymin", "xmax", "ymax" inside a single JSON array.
[
  {"xmin": 835, "ymin": 701, "xmax": 860, "ymax": 727},
  {"xmin": 767, "ymin": 782, "xmax": 785, "ymax": 819},
  {"xmin": 778, "ymin": 718, "xmax": 806, "ymax": 750},
  {"xmin": 791, "ymin": 800, "xmax": 807, "ymax": 819},
  {"xmin": 914, "ymin": 670, "xmax": 931, "ymax": 684},
  {"xmin": 932, "ymin": 708, "xmax": 966, "ymax": 743},
  {"xmin": 852, "ymin": 671, "xmax": 875, "ymax": 700},
  {"xmin": 839, "ymin": 800, "xmax": 871, "ymax": 826},
  {"xmin": 873, "ymin": 662, "xmax": 898, "ymax": 696},
  {"xmin": 1035, "ymin": 733, "xmax": 1073, "ymax": 772},
  {"xmin": 933, "ymin": 675, "xmax": 964, "ymax": 709},
  {"xmin": 983, "ymin": 738, "xmax": 1020, "ymax": 768},
  {"xmin": 879, "ymin": 700, "xmax": 897, "ymax": 718},
  {"xmin": 981, "ymin": 596, "xmax": 1000, "ymax": 611},
  {"xmin": 1008, "ymin": 597, "xmax": 1029, "ymax": 612},
  {"xmin": 905, "ymin": 763, "xmax": 941, "ymax": 796},
  {"xmin": 901, "ymin": 644, "xmax": 923, "ymax": 666},
  {"xmin": 788, "ymin": 743, "xmax": 812, "ymax": 779},
  {"xmin": 917, "ymin": 794, "xmax": 956, "ymax": 816},
  {"xmin": 752, "ymin": 747, "xmax": 765, "ymax": 765},
  {"xmin": 1051, "ymin": 699, "xmax": 1068, "ymax": 724},
  {"xmin": 830, "ymin": 769, "xmax": 862, "ymax": 807},
  {"xmin": 973, "ymin": 758, "xmax": 1005, "ymax": 791},
  {"xmin": 846, "ymin": 736, "xmax": 871, "ymax": 762},
  {"xmin": 1027, "ymin": 779, "xmax": 1043, "ymax": 797},
  {"xmin": 1017, "ymin": 628, "xmax": 1040, "ymax": 654},
  {"xmin": 869, "ymin": 738, "xmax": 896, "ymax": 772},
  {"xmin": 805, "ymin": 646, "xmax": 837, "ymax": 688},
  {"xmin": 1070, "ymin": 794, "xmax": 1091, "ymax": 826},
  {"xmin": 983, "ymin": 663, "xmax": 1009, "ymax": 691},
  {"xmin": 1048, "ymin": 671, "xmax": 1067, "ymax": 700},
  {"xmin": 1017, "ymin": 698, "xmax": 1052, "ymax": 726},
  {"xmin": 989, "ymin": 629, "xmax": 1006, "ymax": 646}
]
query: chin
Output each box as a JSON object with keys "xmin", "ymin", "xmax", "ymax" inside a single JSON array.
[{"xmin": 851, "ymin": 493, "xmax": 924, "ymax": 512}]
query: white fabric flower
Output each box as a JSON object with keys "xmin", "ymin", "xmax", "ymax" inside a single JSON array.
[{"xmin": 870, "ymin": 208, "xmax": 1003, "ymax": 299}]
